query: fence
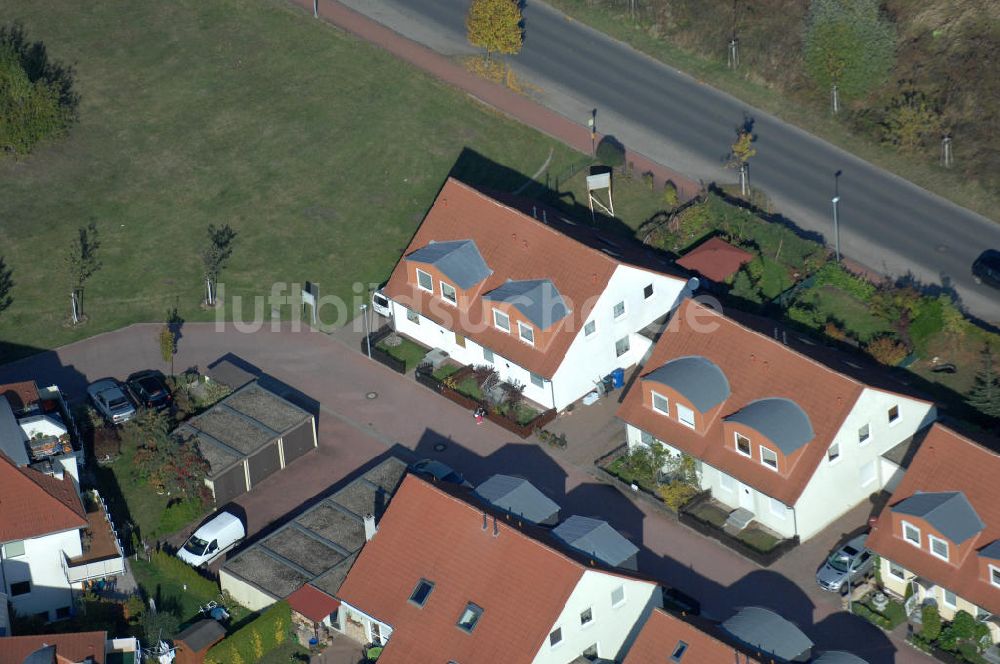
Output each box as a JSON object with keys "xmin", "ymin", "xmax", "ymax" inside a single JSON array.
[
  {"xmin": 414, "ymin": 366, "xmax": 557, "ymax": 439},
  {"xmin": 361, "ymin": 325, "xmax": 407, "ymax": 374}
]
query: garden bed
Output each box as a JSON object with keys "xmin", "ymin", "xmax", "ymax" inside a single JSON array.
[
  {"xmin": 366, "ymin": 328, "xmax": 429, "ymax": 374},
  {"xmin": 594, "ymin": 445, "xmax": 705, "ymax": 516},
  {"xmin": 679, "ymin": 493, "xmax": 798, "ymax": 566},
  {"xmin": 851, "ymin": 592, "xmax": 907, "ymax": 631}
]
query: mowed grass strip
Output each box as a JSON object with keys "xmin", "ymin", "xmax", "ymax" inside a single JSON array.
[{"xmin": 0, "ymin": 0, "xmax": 580, "ymax": 360}]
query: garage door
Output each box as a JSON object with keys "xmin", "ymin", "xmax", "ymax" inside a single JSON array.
[
  {"xmin": 281, "ymin": 420, "xmax": 315, "ymax": 465},
  {"xmin": 212, "ymin": 463, "xmax": 249, "ymax": 504},
  {"xmin": 248, "ymin": 441, "xmax": 281, "ymax": 487}
]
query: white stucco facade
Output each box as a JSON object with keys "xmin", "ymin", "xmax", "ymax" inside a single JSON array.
[
  {"xmin": 626, "ymin": 389, "xmax": 936, "ymax": 541},
  {"xmin": 531, "ymin": 571, "xmax": 660, "ymax": 664},
  {"xmin": 0, "ymin": 528, "xmax": 82, "ymax": 622},
  {"xmin": 390, "ymin": 266, "xmax": 693, "ymax": 411},
  {"xmin": 218, "ymin": 568, "xmax": 278, "ymax": 612}
]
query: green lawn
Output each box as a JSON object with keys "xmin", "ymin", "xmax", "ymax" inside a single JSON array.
[
  {"xmin": 605, "ymin": 454, "xmax": 658, "ymax": 493},
  {"xmin": 793, "ymin": 286, "xmax": 893, "ymax": 343},
  {"xmin": 0, "ymin": 0, "xmax": 580, "ymax": 362},
  {"xmin": 738, "ymin": 525, "xmax": 782, "ymax": 552},
  {"xmin": 689, "ymin": 501, "xmax": 730, "ymax": 529},
  {"xmin": 376, "ymin": 336, "xmax": 429, "ymax": 373},
  {"xmin": 131, "ymin": 551, "xmax": 225, "ymax": 626}
]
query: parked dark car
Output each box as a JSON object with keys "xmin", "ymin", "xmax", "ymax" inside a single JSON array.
[
  {"xmin": 972, "ymin": 250, "xmax": 1000, "ymax": 289},
  {"xmin": 126, "ymin": 370, "xmax": 172, "ymax": 411},
  {"xmin": 411, "ymin": 459, "xmax": 472, "ymax": 488}
]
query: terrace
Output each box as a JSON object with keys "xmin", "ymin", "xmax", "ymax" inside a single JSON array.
[{"xmin": 63, "ymin": 490, "xmax": 126, "ymax": 583}]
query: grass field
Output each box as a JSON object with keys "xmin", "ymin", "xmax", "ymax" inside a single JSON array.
[{"xmin": 0, "ymin": 0, "xmax": 580, "ymax": 361}]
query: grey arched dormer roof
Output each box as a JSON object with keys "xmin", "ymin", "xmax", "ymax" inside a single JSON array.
[
  {"xmin": 721, "ymin": 607, "xmax": 813, "ymax": 663},
  {"xmin": 893, "ymin": 491, "xmax": 985, "ymax": 545},
  {"xmin": 482, "ymin": 279, "xmax": 570, "ymax": 330},
  {"xmin": 814, "ymin": 652, "xmax": 869, "ymax": 664},
  {"xmin": 405, "ymin": 239, "xmax": 492, "ymax": 289},
  {"xmin": 643, "ymin": 356, "xmax": 731, "ymax": 412},
  {"xmin": 724, "ymin": 398, "xmax": 815, "ymax": 455}
]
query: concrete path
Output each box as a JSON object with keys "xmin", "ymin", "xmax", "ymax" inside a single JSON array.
[{"xmin": 0, "ymin": 323, "xmax": 931, "ymax": 663}]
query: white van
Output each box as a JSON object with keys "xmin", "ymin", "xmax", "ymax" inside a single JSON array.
[
  {"xmin": 371, "ymin": 290, "xmax": 392, "ymax": 318},
  {"xmin": 177, "ymin": 512, "xmax": 245, "ymax": 567}
]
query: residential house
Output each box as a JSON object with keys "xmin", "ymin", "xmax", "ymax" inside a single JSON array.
[
  {"xmin": 0, "ymin": 453, "xmax": 124, "ymax": 623},
  {"xmin": 335, "ymin": 474, "xmax": 662, "ymax": 663},
  {"xmin": 622, "ymin": 608, "xmax": 764, "ymax": 664},
  {"xmin": 0, "ymin": 630, "xmax": 138, "ymax": 664},
  {"xmin": 867, "ymin": 424, "xmax": 1000, "ymax": 643},
  {"xmin": 382, "ymin": 178, "xmax": 696, "ymax": 411},
  {"xmin": 617, "ymin": 299, "xmax": 936, "ymax": 541}
]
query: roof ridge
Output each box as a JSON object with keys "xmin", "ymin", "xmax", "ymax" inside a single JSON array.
[
  {"xmin": 17, "ymin": 463, "xmax": 86, "ymax": 519},
  {"xmin": 1, "ymin": 454, "xmax": 86, "ymax": 535}
]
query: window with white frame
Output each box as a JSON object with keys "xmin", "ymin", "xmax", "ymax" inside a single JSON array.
[
  {"xmin": 929, "ymin": 535, "xmax": 949, "ymax": 561},
  {"xmin": 483, "ymin": 347, "xmax": 494, "ymax": 363},
  {"xmin": 652, "ymin": 391, "xmax": 670, "ymax": 415},
  {"xmin": 416, "ymin": 269, "xmax": 433, "ymax": 292},
  {"xmin": 613, "ymin": 300, "xmax": 626, "ymax": 319},
  {"xmin": 643, "ymin": 284, "xmax": 654, "ymax": 299},
  {"xmin": 3, "ymin": 540, "xmax": 25, "ymax": 557},
  {"xmin": 440, "ymin": 281, "xmax": 457, "ymax": 304},
  {"xmin": 827, "ymin": 442, "xmax": 840, "ymax": 462},
  {"xmin": 859, "ymin": 460, "xmax": 877, "ymax": 487},
  {"xmin": 858, "ymin": 423, "xmax": 870, "ymax": 445},
  {"xmin": 902, "ymin": 521, "xmax": 921, "ymax": 546},
  {"xmin": 735, "ymin": 433, "xmax": 752, "ymax": 457},
  {"xmin": 530, "ymin": 372, "xmax": 544, "ymax": 388},
  {"xmin": 889, "ymin": 561, "xmax": 906, "ymax": 580},
  {"xmin": 769, "ymin": 497, "xmax": 786, "ymax": 519},
  {"xmin": 580, "ymin": 607, "xmax": 593, "ymax": 626},
  {"xmin": 719, "ymin": 472, "xmax": 736, "ymax": 492},
  {"xmin": 990, "ymin": 565, "xmax": 1000, "ymax": 588},
  {"xmin": 584, "ymin": 320, "xmax": 596, "ymax": 337},
  {"xmin": 518, "ymin": 321, "xmax": 535, "ymax": 345},
  {"xmin": 760, "ymin": 446, "xmax": 778, "ymax": 470},
  {"xmin": 610, "ymin": 585, "xmax": 625, "ymax": 607},
  {"xmin": 549, "ymin": 627, "xmax": 563, "ymax": 647},
  {"xmin": 9, "ymin": 581, "xmax": 30, "ymax": 596},
  {"xmin": 640, "ymin": 430, "xmax": 655, "ymax": 446},
  {"xmin": 942, "ymin": 588, "xmax": 957, "ymax": 608},
  {"xmin": 406, "ymin": 309, "xmax": 420, "ymax": 325},
  {"xmin": 615, "ymin": 336, "xmax": 630, "ymax": 357},
  {"xmin": 888, "ymin": 405, "xmax": 900, "ymax": 424},
  {"xmin": 676, "ymin": 403, "xmax": 696, "ymax": 428},
  {"xmin": 493, "ymin": 309, "xmax": 510, "ymax": 332}
]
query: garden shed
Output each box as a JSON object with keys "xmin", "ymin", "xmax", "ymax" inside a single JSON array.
[{"xmin": 173, "ymin": 382, "xmax": 317, "ymax": 505}]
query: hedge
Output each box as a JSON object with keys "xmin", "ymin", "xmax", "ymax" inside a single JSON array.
[{"xmin": 204, "ymin": 601, "xmax": 292, "ymax": 664}]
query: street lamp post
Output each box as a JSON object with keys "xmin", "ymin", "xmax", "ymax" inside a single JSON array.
[
  {"xmin": 360, "ymin": 303, "xmax": 371, "ymax": 359},
  {"xmin": 588, "ymin": 109, "xmax": 597, "ymax": 156},
  {"xmin": 313, "ymin": 0, "xmax": 318, "ymax": 18},
  {"xmin": 831, "ymin": 195, "xmax": 841, "ymax": 263}
]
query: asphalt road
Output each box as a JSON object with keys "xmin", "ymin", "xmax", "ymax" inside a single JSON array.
[{"xmin": 339, "ymin": 0, "xmax": 1000, "ymax": 323}]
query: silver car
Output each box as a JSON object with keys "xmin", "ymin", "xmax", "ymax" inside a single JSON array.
[
  {"xmin": 816, "ymin": 534, "xmax": 874, "ymax": 592},
  {"xmin": 87, "ymin": 379, "xmax": 137, "ymax": 425}
]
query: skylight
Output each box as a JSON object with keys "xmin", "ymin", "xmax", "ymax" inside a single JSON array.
[
  {"xmin": 457, "ymin": 603, "xmax": 483, "ymax": 633},
  {"xmin": 409, "ymin": 579, "xmax": 434, "ymax": 607},
  {"xmin": 671, "ymin": 640, "xmax": 688, "ymax": 662}
]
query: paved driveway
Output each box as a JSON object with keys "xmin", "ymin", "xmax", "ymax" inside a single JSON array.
[{"xmin": 0, "ymin": 322, "xmax": 929, "ymax": 663}]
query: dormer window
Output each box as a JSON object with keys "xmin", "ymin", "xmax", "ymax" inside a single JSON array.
[
  {"xmin": 440, "ymin": 281, "xmax": 457, "ymax": 305},
  {"xmin": 676, "ymin": 403, "xmax": 695, "ymax": 429},
  {"xmin": 902, "ymin": 521, "xmax": 921, "ymax": 546},
  {"xmin": 929, "ymin": 535, "xmax": 949, "ymax": 561},
  {"xmin": 518, "ymin": 321, "xmax": 534, "ymax": 345},
  {"xmin": 493, "ymin": 309, "xmax": 510, "ymax": 333},
  {"xmin": 760, "ymin": 446, "xmax": 778, "ymax": 471},
  {"xmin": 652, "ymin": 391, "xmax": 669, "ymax": 415},
  {"xmin": 735, "ymin": 433, "xmax": 752, "ymax": 457},
  {"xmin": 416, "ymin": 269, "xmax": 433, "ymax": 292}
]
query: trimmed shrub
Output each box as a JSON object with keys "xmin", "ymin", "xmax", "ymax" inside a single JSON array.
[
  {"xmin": 596, "ymin": 136, "xmax": 626, "ymax": 169},
  {"xmin": 814, "ymin": 262, "xmax": 876, "ymax": 301},
  {"xmin": 921, "ymin": 603, "xmax": 942, "ymax": 642},
  {"xmin": 866, "ymin": 336, "xmax": 909, "ymax": 366}
]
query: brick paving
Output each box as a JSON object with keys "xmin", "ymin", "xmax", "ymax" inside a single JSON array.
[{"xmin": 0, "ymin": 323, "xmax": 930, "ymax": 662}]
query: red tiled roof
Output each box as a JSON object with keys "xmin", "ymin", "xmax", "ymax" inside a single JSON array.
[
  {"xmin": 0, "ymin": 380, "xmax": 39, "ymax": 413},
  {"xmin": 616, "ymin": 299, "xmax": 864, "ymax": 505},
  {"xmin": 338, "ymin": 475, "xmax": 646, "ymax": 664},
  {"xmin": 0, "ymin": 631, "xmax": 106, "ymax": 664},
  {"xmin": 383, "ymin": 178, "xmax": 684, "ymax": 378},
  {"xmin": 676, "ymin": 237, "xmax": 754, "ymax": 283},
  {"xmin": 0, "ymin": 453, "xmax": 86, "ymax": 542},
  {"xmin": 623, "ymin": 609, "xmax": 761, "ymax": 664},
  {"xmin": 288, "ymin": 584, "xmax": 340, "ymax": 623},
  {"xmin": 867, "ymin": 424, "xmax": 1000, "ymax": 615}
]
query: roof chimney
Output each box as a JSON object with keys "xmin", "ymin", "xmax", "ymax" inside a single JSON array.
[
  {"xmin": 532, "ymin": 205, "xmax": 537, "ymax": 218},
  {"xmin": 363, "ymin": 513, "xmax": 377, "ymax": 542},
  {"xmin": 492, "ymin": 516, "xmax": 499, "ymax": 538},
  {"xmin": 542, "ymin": 210, "xmax": 548, "ymax": 224}
]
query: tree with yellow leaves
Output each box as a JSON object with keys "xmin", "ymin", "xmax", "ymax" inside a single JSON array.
[
  {"xmin": 727, "ymin": 128, "xmax": 756, "ymax": 196},
  {"xmin": 466, "ymin": 0, "xmax": 523, "ymax": 64}
]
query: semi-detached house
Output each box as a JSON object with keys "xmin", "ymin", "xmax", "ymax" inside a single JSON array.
[
  {"xmin": 617, "ymin": 299, "xmax": 937, "ymax": 542},
  {"xmin": 382, "ymin": 178, "xmax": 696, "ymax": 411},
  {"xmin": 867, "ymin": 424, "xmax": 1000, "ymax": 644}
]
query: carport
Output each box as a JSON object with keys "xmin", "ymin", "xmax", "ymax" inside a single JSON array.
[{"xmin": 174, "ymin": 382, "xmax": 317, "ymax": 504}]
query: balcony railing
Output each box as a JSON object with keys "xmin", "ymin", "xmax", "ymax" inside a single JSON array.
[{"xmin": 63, "ymin": 490, "xmax": 126, "ymax": 583}]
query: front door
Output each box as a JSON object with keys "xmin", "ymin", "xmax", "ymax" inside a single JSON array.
[
  {"xmin": 737, "ymin": 482, "xmax": 755, "ymax": 512},
  {"xmin": 455, "ymin": 333, "xmax": 466, "ymax": 348}
]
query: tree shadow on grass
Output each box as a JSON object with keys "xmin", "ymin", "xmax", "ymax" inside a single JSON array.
[{"xmin": 1, "ymin": 22, "xmax": 79, "ymax": 115}]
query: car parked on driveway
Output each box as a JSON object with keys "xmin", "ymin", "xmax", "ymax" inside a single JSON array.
[
  {"xmin": 816, "ymin": 534, "xmax": 874, "ymax": 593},
  {"xmin": 411, "ymin": 459, "xmax": 472, "ymax": 488},
  {"xmin": 972, "ymin": 249, "xmax": 1000, "ymax": 289},
  {"xmin": 87, "ymin": 379, "xmax": 136, "ymax": 425},
  {"xmin": 126, "ymin": 370, "xmax": 172, "ymax": 411}
]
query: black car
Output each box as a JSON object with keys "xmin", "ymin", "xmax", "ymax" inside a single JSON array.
[
  {"xmin": 126, "ymin": 370, "xmax": 172, "ymax": 410},
  {"xmin": 972, "ymin": 250, "xmax": 1000, "ymax": 289}
]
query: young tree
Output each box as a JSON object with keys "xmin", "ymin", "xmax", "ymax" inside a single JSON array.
[
  {"xmin": 0, "ymin": 256, "xmax": 13, "ymax": 317},
  {"xmin": 727, "ymin": 129, "xmax": 756, "ymax": 196},
  {"xmin": 803, "ymin": 0, "xmax": 896, "ymax": 108},
  {"xmin": 881, "ymin": 90, "xmax": 942, "ymax": 153},
  {"xmin": 64, "ymin": 222, "xmax": 101, "ymax": 324},
  {"xmin": 158, "ymin": 324, "xmax": 176, "ymax": 376},
  {"xmin": 968, "ymin": 345, "xmax": 1000, "ymax": 418},
  {"xmin": 466, "ymin": 0, "xmax": 523, "ymax": 64},
  {"xmin": 200, "ymin": 223, "xmax": 237, "ymax": 306}
]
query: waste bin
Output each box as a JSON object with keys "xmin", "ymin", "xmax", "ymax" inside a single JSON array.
[{"xmin": 611, "ymin": 367, "xmax": 625, "ymax": 389}]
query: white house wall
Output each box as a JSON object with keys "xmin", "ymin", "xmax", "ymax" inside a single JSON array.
[
  {"xmin": 218, "ymin": 569, "xmax": 278, "ymax": 612},
  {"xmin": 0, "ymin": 529, "xmax": 82, "ymax": 621},
  {"xmin": 794, "ymin": 389, "xmax": 935, "ymax": 540},
  {"xmin": 531, "ymin": 571, "xmax": 660, "ymax": 664}
]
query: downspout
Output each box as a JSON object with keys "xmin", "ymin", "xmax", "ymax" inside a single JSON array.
[
  {"xmin": 792, "ymin": 504, "xmax": 799, "ymax": 540},
  {"xmin": 549, "ymin": 378, "xmax": 557, "ymax": 412}
]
